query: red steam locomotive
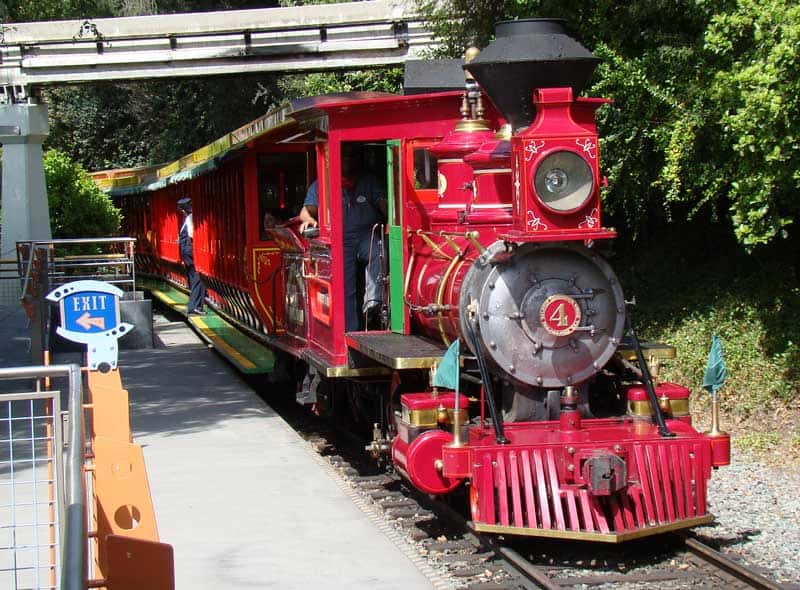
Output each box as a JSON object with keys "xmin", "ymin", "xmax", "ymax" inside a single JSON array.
[{"xmin": 98, "ymin": 19, "xmax": 730, "ymax": 542}]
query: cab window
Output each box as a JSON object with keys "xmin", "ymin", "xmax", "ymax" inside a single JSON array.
[
  {"xmin": 258, "ymin": 152, "xmax": 309, "ymax": 239},
  {"xmin": 413, "ymin": 147, "xmax": 438, "ymax": 190}
]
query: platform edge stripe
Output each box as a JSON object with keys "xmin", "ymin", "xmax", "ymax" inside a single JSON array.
[
  {"xmin": 191, "ymin": 314, "xmax": 275, "ymax": 373},
  {"xmin": 197, "ymin": 314, "xmax": 275, "ymax": 366},
  {"xmin": 150, "ymin": 288, "xmax": 186, "ymax": 307},
  {"xmin": 149, "ymin": 283, "xmax": 275, "ymax": 373},
  {"xmin": 190, "ymin": 316, "xmax": 265, "ymax": 371},
  {"xmin": 190, "ymin": 316, "xmax": 259, "ymax": 370}
]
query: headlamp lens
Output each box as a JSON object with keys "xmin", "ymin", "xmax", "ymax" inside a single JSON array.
[{"xmin": 533, "ymin": 151, "xmax": 594, "ymax": 213}]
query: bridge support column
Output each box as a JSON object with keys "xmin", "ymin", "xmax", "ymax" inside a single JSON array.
[{"xmin": 0, "ymin": 103, "xmax": 50, "ymax": 304}]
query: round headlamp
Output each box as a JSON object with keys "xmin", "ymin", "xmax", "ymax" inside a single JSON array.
[{"xmin": 533, "ymin": 150, "xmax": 594, "ymax": 214}]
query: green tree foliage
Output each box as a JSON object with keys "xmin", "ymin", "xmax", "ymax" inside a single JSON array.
[
  {"xmin": 156, "ymin": 0, "xmax": 278, "ymax": 12},
  {"xmin": 45, "ymin": 74, "xmax": 283, "ymax": 170},
  {"xmin": 1, "ymin": 0, "xmax": 273, "ymax": 20},
  {"xmin": 141, "ymin": 75, "xmax": 282, "ymax": 164},
  {"xmin": 419, "ymin": 0, "xmax": 517, "ymax": 56},
  {"xmin": 278, "ymin": 0, "xmax": 345, "ymax": 5},
  {"xmin": 1, "ymin": 0, "xmax": 114, "ymax": 21},
  {"xmin": 45, "ymin": 85, "xmax": 150, "ymax": 171},
  {"xmin": 278, "ymin": 68, "xmax": 404, "ymax": 99},
  {"xmin": 43, "ymin": 149, "xmax": 121, "ymax": 238},
  {"xmin": 680, "ymin": 0, "xmax": 799, "ymax": 247}
]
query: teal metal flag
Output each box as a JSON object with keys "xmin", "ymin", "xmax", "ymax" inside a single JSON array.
[
  {"xmin": 433, "ymin": 340, "xmax": 460, "ymax": 390},
  {"xmin": 702, "ymin": 335, "xmax": 727, "ymax": 398}
]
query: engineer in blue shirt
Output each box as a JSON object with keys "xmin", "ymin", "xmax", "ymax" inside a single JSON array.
[{"xmin": 299, "ymin": 144, "xmax": 387, "ymax": 331}]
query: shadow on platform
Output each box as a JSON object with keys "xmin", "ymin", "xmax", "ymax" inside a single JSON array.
[{"xmin": 118, "ymin": 344, "xmax": 280, "ymax": 439}]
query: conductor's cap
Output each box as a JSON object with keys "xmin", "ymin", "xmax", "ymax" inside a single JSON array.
[{"xmin": 177, "ymin": 197, "xmax": 192, "ymax": 211}]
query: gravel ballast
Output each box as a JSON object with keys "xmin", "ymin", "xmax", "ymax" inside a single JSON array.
[{"xmin": 700, "ymin": 448, "xmax": 800, "ymax": 585}]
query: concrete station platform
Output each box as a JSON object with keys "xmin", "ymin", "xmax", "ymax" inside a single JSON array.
[{"xmin": 0, "ymin": 303, "xmax": 439, "ymax": 589}]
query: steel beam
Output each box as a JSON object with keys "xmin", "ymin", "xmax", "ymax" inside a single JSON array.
[{"xmin": 0, "ymin": 0, "xmax": 435, "ymax": 92}]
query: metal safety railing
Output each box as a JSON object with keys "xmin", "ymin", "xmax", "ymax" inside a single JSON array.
[
  {"xmin": 16, "ymin": 238, "xmax": 138, "ymax": 365},
  {"xmin": 17, "ymin": 238, "xmax": 137, "ymax": 296},
  {"xmin": 0, "ymin": 364, "xmax": 84, "ymax": 590},
  {"xmin": 0, "ymin": 258, "xmax": 23, "ymax": 305},
  {"xmin": 0, "ymin": 258, "xmax": 21, "ymax": 282}
]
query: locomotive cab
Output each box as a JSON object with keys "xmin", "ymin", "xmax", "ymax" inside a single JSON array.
[
  {"xmin": 246, "ymin": 92, "xmax": 474, "ymax": 372},
  {"xmin": 289, "ymin": 140, "xmax": 392, "ymax": 342}
]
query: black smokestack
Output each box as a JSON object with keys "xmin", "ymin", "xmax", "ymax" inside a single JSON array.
[{"xmin": 464, "ymin": 19, "xmax": 600, "ymax": 130}]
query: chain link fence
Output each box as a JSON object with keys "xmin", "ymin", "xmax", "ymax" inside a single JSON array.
[{"xmin": 0, "ymin": 365, "xmax": 84, "ymax": 590}]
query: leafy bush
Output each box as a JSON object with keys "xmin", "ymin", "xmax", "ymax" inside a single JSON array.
[
  {"xmin": 617, "ymin": 218, "xmax": 800, "ymax": 423},
  {"xmin": 278, "ymin": 68, "xmax": 404, "ymax": 99},
  {"xmin": 43, "ymin": 149, "xmax": 121, "ymax": 239},
  {"xmin": 661, "ymin": 0, "xmax": 800, "ymax": 247}
]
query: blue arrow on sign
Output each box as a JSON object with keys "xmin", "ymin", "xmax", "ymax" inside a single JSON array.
[{"xmin": 46, "ymin": 280, "xmax": 134, "ymax": 371}]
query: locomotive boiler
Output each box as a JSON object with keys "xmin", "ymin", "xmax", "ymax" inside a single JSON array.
[{"xmin": 100, "ymin": 18, "xmax": 730, "ymax": 543}]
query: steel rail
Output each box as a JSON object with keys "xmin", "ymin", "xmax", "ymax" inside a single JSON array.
[
  {"xmin": 394, "ymin": 479, "xmax": 545, "ymax": 590},
  {"xmin": 495, "ymin": 534, "xmax": 788, "ymax": 590},
  {"xmin": 682, "ymin": 535, "xmax": 787, "ymax": 590},
  {"xmin": 498, "ymin": 534, "xmax": 788, "ymax": 590},
  {"xmin": 495, "ymin": 546, "xmax": 561, "ymax": 590}
]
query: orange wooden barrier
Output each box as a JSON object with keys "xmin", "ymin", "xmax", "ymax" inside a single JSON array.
[
  {"xmin": 105, "ymin": 536, "xmax": 175, "ymax": 590},
  {"xmin": 86, "ymin": 369, "xmax": 174, "ymax": 590}
]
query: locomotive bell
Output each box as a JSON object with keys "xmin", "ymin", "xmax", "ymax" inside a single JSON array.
[{"xmin": 464, "ymin": 19, "xmax": 600, "ymax": 130}]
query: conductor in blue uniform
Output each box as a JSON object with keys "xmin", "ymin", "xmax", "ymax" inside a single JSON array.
[
  {"xmin": 299, "ymin": 145, "xmax": 386, "ymax": 331},
  {"xmin": 178, "ymin": 197, "xmax": 206, "ymax": 315}
]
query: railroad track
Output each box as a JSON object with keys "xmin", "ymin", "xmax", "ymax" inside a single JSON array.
[
  {"xmin": 681, "ymin": 535, "xmax": 788, "ymax": 590},
  {"xmin": 489, "ymin": 532, "xmax": 788, "ymax": 590},
  {"xmin": 263, "ymin": 390, "xmax": 789, "ymax": 590}
]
